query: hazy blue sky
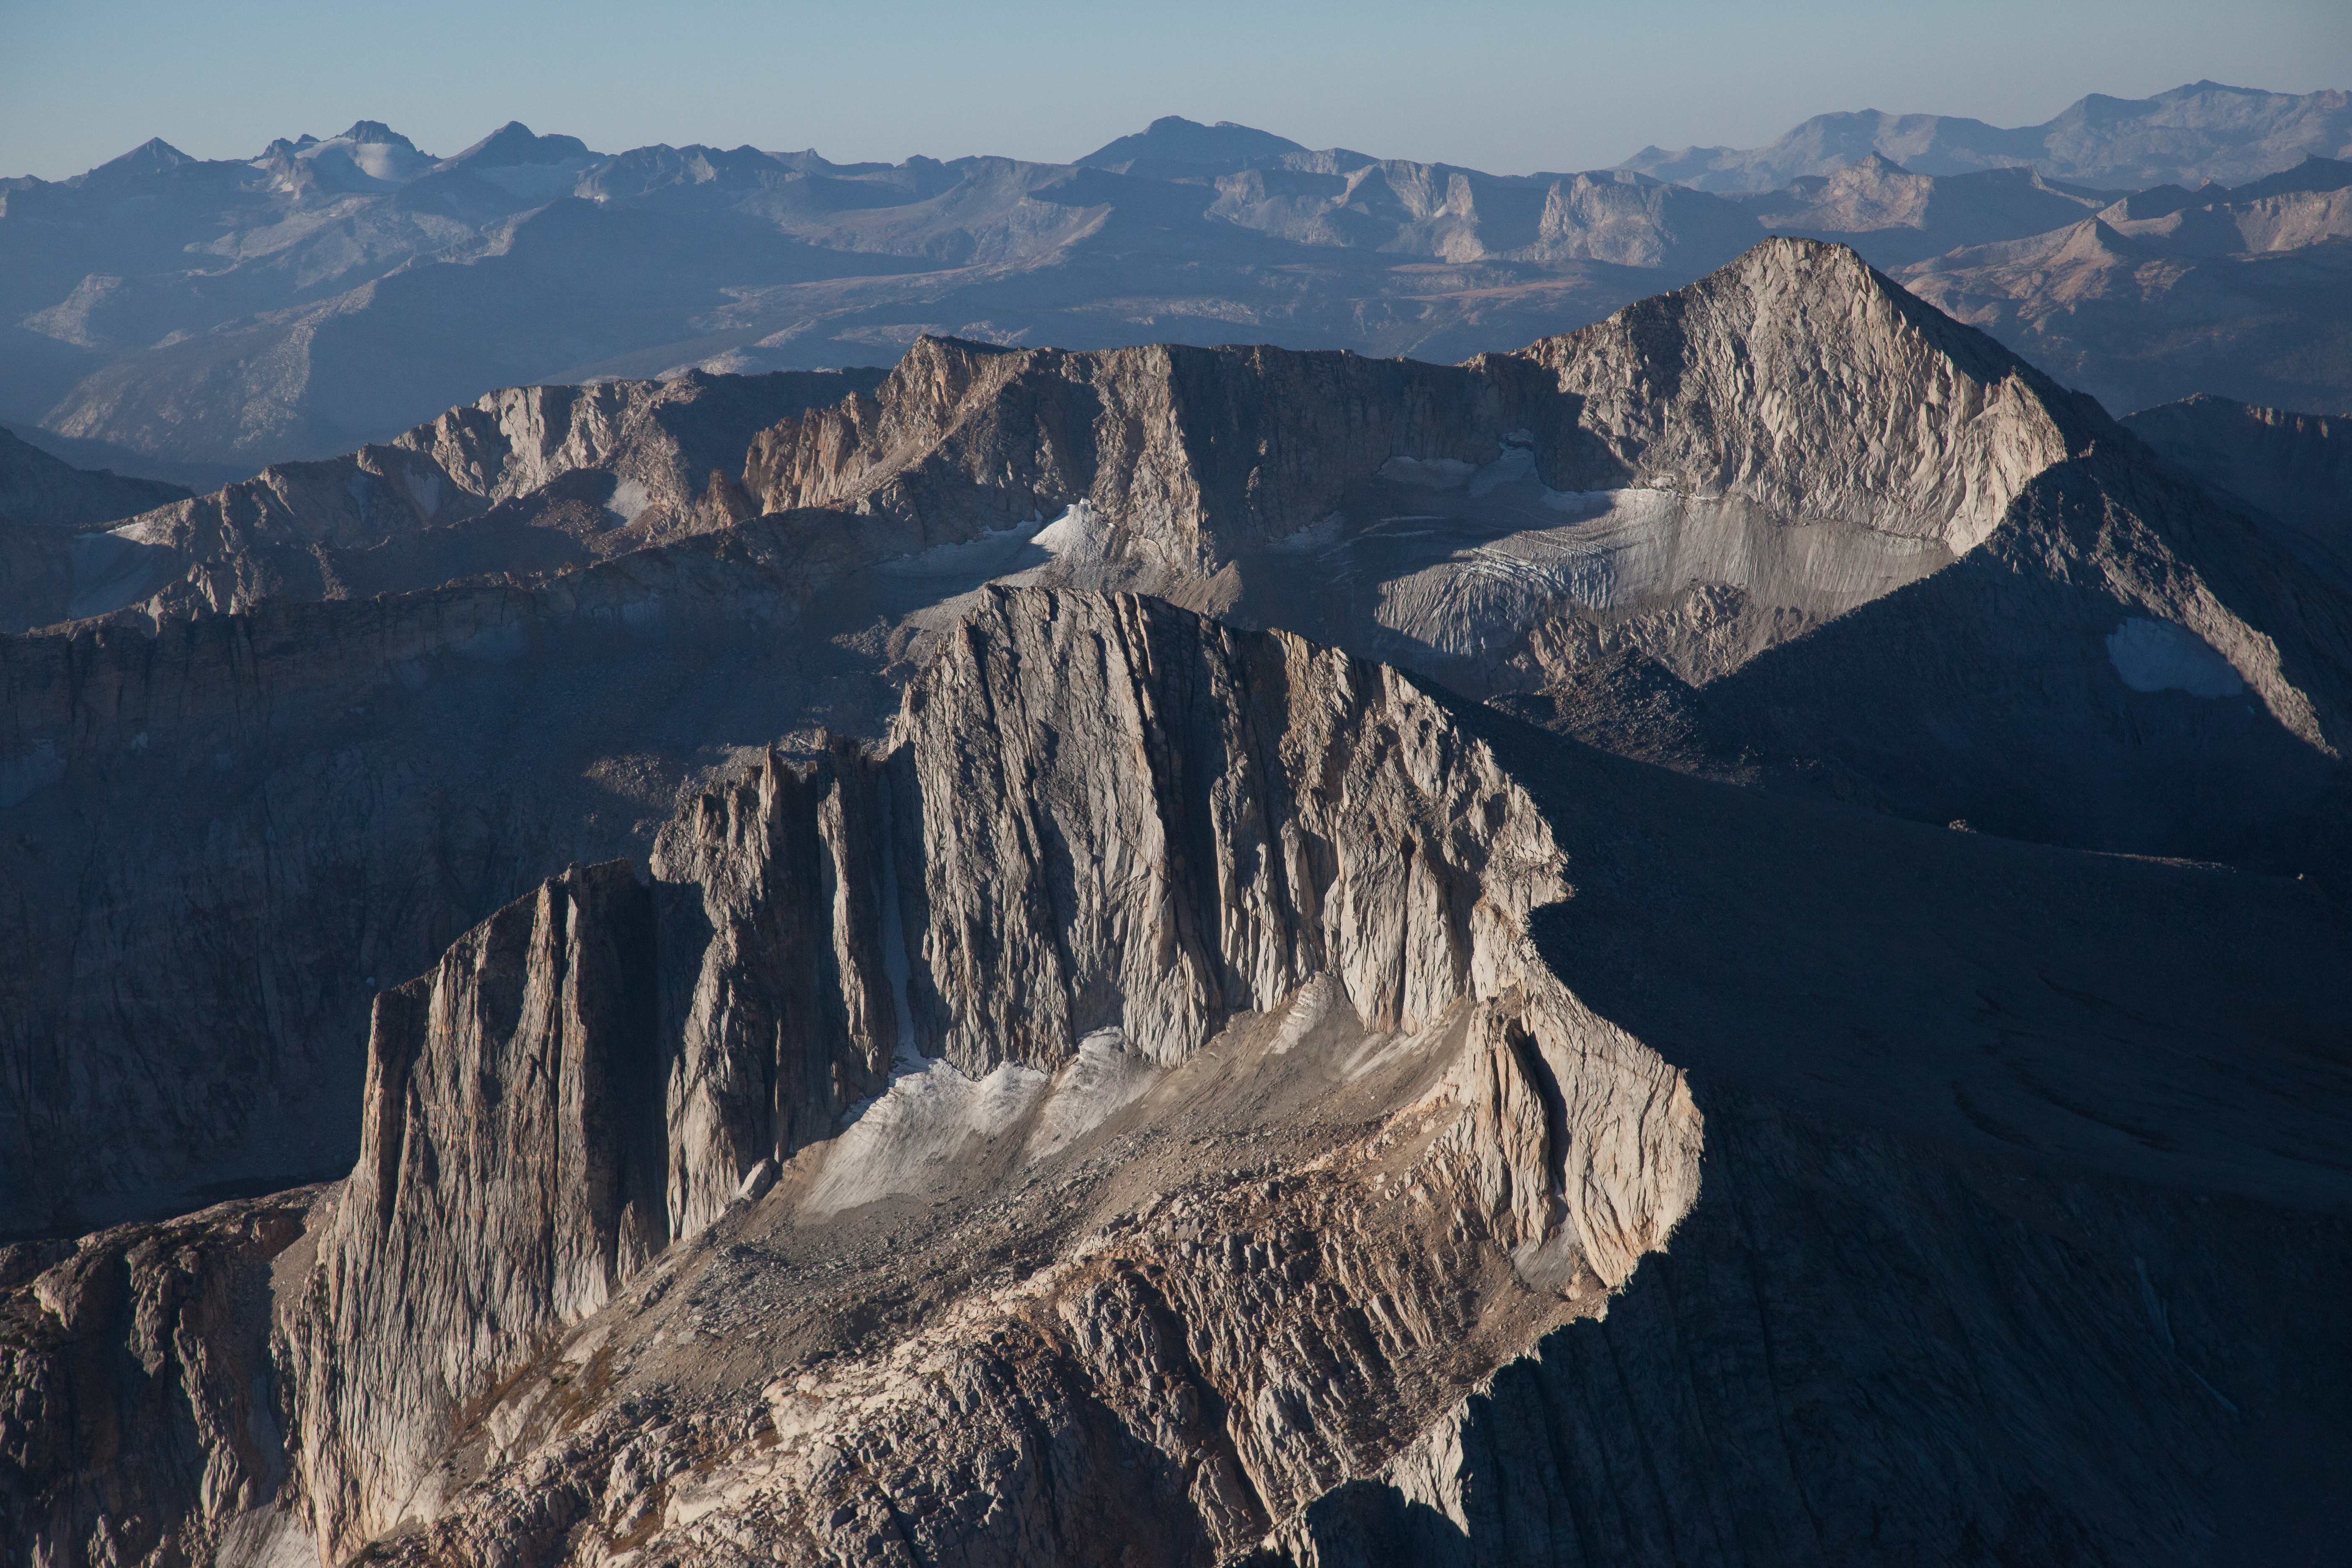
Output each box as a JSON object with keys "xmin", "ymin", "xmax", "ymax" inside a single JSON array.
[{"xmin": 4, "ymin": 0, "xmax": 2348, "ymax": 181}]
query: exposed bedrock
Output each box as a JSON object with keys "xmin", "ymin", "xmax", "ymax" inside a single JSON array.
[
  {"xmin": 4, "ymin": 588, "xmax": 2348, "ymax": 1565},
  {"xmin": 743, "ymin": 243, "xmax": 2075, "ymax": 565},
  {"xmin": 275, "ymin": 588, "xmax": 1702, "ymax": 1562},
  {"xmin": 7, "ymin": 368, "xmax": 883, "ymax": 632},
  {"xmin": 0, "ymin": 1188, "xmax": 329, "ymax": 1568},
  {"xmin": 293, "ymin": 861, "xmax": 668, "ymax": 1553},
  {"xmin": 0, "ymin": 502, "xmax": 945, "ymax": 1235},
  {"xmin": 735, "ymin": 241, "xmax": 2352, "ymax": 872}
]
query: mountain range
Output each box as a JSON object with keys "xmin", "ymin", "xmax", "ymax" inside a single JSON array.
[
  {"xmin": 5, "ymin": 82, "xmax": 2351, "ymax": 486},
  {"xmin": 1620, "ymin": 78, "xmax": 2352, "ymax": 189},
  {"xmin": 5, "ymin": 235, "xmax": 2350, "ymax": 1561},
  {"xmin": 4, "ymin": 70, "xmax": 2352, "ymax": 1566}
]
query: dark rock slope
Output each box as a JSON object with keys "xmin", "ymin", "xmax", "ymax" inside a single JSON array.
[
  {"xmin": 2124, "ymin": 394, "xmax": 2352, "ymax": 583},
  {"xmin": 0, "ymin": 424, "xmax": 187, "ymax": 529},
  {"xmin": 0, "ymin": 426, "xmax": 191, "ymax": 633}
]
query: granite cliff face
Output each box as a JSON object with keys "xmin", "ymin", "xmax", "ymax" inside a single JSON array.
[
  {"xmin": 268, "ymin": 587, "xmax": 1698, "ymax": 1565},
  {"xmin": 8, "ymin": 589, "xmax": 2347, "ymax": 1567}
]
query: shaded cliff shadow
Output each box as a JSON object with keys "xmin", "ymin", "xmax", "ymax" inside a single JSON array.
[
  {"xmin": 1679, "ymin": 457, "xmax": 2349, "ymax": 876},
  {"xmin": 1263, "ymin": 1096, "xmax": 2352, "ymax": 1567},
  {"xmin": 1252, "ymin": 1480, "xmax": 1473, "ymax": 1568}
]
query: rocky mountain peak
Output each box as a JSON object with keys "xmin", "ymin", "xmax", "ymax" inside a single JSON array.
[
  {"xmin": 335, "ymin": 120, "xmax": 418, "ymax": 151},
  {"xmin": 1516, "ymin": 236, "xmax": 2079, "ymax": 548},
  {"xmin": 1078, "ymin": 114, "xmax": 1308, "ymax": 171},
  {"xmin": 437, "ymin": 120, "xmax": 596, "ymax": 170},
  {"xmin": 81, "ymin": 136, "xmax": 192, "ymax": 181}
]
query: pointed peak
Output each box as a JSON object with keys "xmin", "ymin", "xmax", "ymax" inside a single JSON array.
[
  {"xmin": 440, "ymin": 121, "xmax": 596, "ymax": 169},
  {"xmin": 338, "ymin": 121, "xmax": 417, "ymax": 150},
  {"xmin": 1075, "ymin": 116, "xmax": 1306, "ymax": 170},
  {"xmin": 1827, "ymin": 150, "xmax": 1917, "ymax": 183},
  {"xmin": 95, "ymin": 137, "xmax": 192, "ymax": 175}
]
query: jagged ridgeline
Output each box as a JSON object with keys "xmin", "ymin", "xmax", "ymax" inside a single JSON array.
[
  {"xmin": 9, "ymin": 88, "xmax": 2351, "ymax": 482},
  {"xmin": 3, "ymin": 241, "xmax": 2350, "ymax": 1564}
]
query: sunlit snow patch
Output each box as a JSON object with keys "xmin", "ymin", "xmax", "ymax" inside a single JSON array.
[
  {"xmin": 1026, "ymin": 1028, "xmax": 1159, "ymax": 1161},
  {"xmin": 1029, "ymin": 499, "xmax": 1110, "ymax": 562},
  {"xmin": 2106, "ymin": 618, "xmax": 2244, "ymax": 697},
  {"xmin": 606, "ymin": 478, "xmax": 650, "ymax": 525},
  {"xmin": 804, "ymin": 1057, "xmax": 1052, "ymax": 1216}
]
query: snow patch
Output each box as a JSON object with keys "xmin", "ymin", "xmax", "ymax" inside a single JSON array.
[
  {"xmin": 1539, "ymin": 487, "xmax": 1609, "ymax": 515},
  {"xmin": 1379, "ymin": 456, "xmax": 1478, "ymax": 490},
  {"xmin": 2106, "ymin": 618, "xmax": 2243, "ymax": 698},
  {"xmin": 1269, "ymin": 513, "xmax": 1345, "ymax": 554},
  {"xmin": 1030, "ymin": 499, "xmax": 1110, "ymax": 562},
  {"xmin": 803, "ymin": 1058, "xmax": 1051, "ymax": 1216},
  {"xmin": 606, "ymin": 478, "xmax": 651, "ymax": 525},
  {"xmin": 292, "ymin": 133, "xmax": 431, "ymax": 191},
  {"xmin": 1026, "ymin": 1029, "xmax": 1159, "ymax": 1161},
  {"xmin": 1467, "ymin": 446, "xmax": 1534, "ymax": 497},
  {"xmin": 406, "ymin": 466, "xmax": 443, "ymax": 518},
  {"xmin": 877, "ymin": 514, "xmax": 1049, "ymax": 583}
]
